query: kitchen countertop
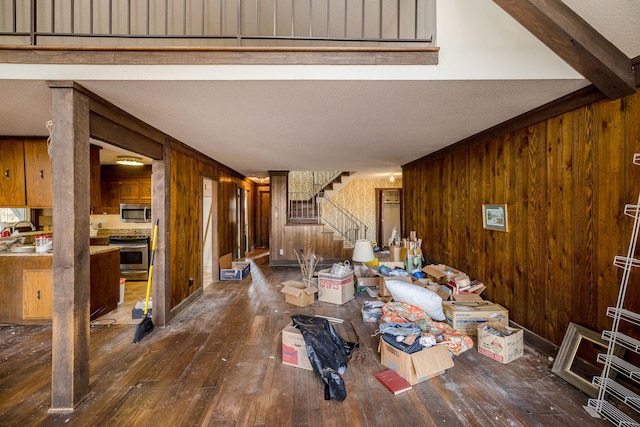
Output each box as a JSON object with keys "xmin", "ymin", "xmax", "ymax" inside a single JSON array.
[{"xmin": 0, "ymin": 246, "xmax": 120, "ymax": 257}]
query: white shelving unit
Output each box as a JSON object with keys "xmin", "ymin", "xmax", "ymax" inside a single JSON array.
[{"xmin": 588, "ymin": 154, "xmax": 640, "ymax": 426}]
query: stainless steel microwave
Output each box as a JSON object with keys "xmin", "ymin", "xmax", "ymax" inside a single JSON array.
[{"xmin": 120, "ymin": 203, "xmax": 151, "ymax": 223}]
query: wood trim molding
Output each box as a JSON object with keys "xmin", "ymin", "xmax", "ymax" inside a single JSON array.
[
  {"xmin": 492, "ymin": 0, "xmax": 635, "ymax": 99},
  {"xmin": 0, "ymin": 46, "xmax": 439, "ymax": 66},
  {"xmin": 167, "ymin": 136, "xmax": 245, "ymax": 180}
]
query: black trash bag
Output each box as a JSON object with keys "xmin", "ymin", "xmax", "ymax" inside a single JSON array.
[{"xmin": 291, "ymin": 314, "xmax": 356, "ymax": 401}]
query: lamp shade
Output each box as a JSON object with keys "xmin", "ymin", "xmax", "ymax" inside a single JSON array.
[{"xmin": 352, "ymin": 239, "xmax": 375, "ymax": 263}]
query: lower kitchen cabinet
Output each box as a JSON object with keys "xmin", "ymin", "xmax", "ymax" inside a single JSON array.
[
  {"xmin": 0, "ymin": 247, "xmax": 121, "ymax": 324},
  {"xmin": 23, "ymin": 270, "xmax": 53, "ymax": 319}
]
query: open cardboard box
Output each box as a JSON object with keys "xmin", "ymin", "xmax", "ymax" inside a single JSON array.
[
  {"xmin": 281, "ymin": 280, "xmax": 317, "ymax": 307},
  {"xmin": 220, "ymin": 253, "xmax": 250, "ymax": 280},
  {"xmin": 477, "ymin": 322, "xmax": 524, "ymax": 364},
  {"xmin": 422, "ymin": 264, "xmax": 464, "ymax": 284},
  {"xmin": 317, "ymin": 268, "xmax": 355, "ymax": 305},
  {"xmin": 378, "ymin": 275, "xmax": 413, "ymax": 297},
  {"xmin": 355, "ymin": 266, "xmax": 381, "ymax": 290},
  {"xmin": 379, "ymin": 338, "xmax": 454, "ymax": 385}
]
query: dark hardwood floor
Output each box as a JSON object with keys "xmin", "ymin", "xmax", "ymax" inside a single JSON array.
[{"xmin": 0, "ymin": 254, "xmax": 611, "ymax": 426}]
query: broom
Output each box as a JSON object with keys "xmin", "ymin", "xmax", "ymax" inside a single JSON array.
[{"xmin": 133, "ymin": 218, "xmax": 159, "ymax": 344}]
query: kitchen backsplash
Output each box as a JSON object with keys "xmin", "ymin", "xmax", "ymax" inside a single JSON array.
[{"xmin": 90, "ymin": 215, "xmax": 153, "ymax": 231}]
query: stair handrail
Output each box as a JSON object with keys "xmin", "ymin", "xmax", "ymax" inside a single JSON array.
[{"xmin": 318, "ymin": 192, "xmax": 368, "ymax": 244}]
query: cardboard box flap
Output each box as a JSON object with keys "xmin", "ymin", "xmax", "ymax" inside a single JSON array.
[
  {"xmin": 281, "ymin": 281, "xmax": 317, "ymax": 297},
  {"xmin": 411, "ymin": 344, "xmax": 453, "ymax": 378},
  {"xmin": 220, "ymin": 252, "xmax": 233, "ymax": 269}
]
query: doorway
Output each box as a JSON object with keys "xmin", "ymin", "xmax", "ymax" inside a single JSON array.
[
  {"xmin": 377, "ymin": 188, "xmax": 403, "ymax": 248},
  {"xmin": 258, "ymin": 190, "xmax": 270, "ymax": 248},
  {"xmin": 202, "ymin": 177, "xmax": 219, "ymax": 285}
]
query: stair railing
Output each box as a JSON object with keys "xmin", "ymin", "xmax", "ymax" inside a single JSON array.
[
  {"xmin": 288, "ymin": 191, "xmax": 320, "ymax": 223},
  {"xmin": 317, "ymin": 192, "xmax": 368, "ymax": 245}
]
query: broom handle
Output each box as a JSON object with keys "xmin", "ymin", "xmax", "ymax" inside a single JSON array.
[{"xmin": 144, "ymin": 219, "xmax": 159, "ymax": 315}]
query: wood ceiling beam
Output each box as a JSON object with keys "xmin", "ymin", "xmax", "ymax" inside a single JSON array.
[{"xmin": 492, "ymin": 0, "xmax": 636, "ymax": 99}]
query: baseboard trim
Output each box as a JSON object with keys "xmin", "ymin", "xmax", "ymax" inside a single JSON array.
[{"xmin": 510, "ymin": 320, "xmax": 560, "ymax": 357}]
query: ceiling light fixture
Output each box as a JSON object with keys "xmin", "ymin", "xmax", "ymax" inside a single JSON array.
[{"xmin": 116, "ymin": 156, "xmax": 144, "ymax": 166}]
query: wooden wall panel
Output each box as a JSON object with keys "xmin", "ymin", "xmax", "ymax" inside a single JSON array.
[
  {"xmin": 169, "ymin": 149, "xmax": 256, "ymax": 310},
  {"xmin": 404, "ymin": 89, "xmax": 640, "ymax": 346}
]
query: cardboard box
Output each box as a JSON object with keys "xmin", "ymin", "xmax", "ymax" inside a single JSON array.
[
  {"xmin": 379, "ymin": 275, "xmax": 413, "ymax": 297},
  {"xmin": 281, "ymin": 324, "xmax": 313, "ymax": 371},
  {"xmin": 317, "ymin": 268, "xmax": 355, "ymax": 305},
  {"xmin": 477, "ymin": 322, "xmax": 524, "ymax": 364},
  {"xmin": 355, "ymin": 267, "xmax": 381, "ymax": 290},
  {"xmin": 379, "ymin": 338, "xmax": 454, "ymax": 385},
  {"xmin": 379, "ymin": 261, "xmax": 406, "ymax": 270},
  {"xmin": 442, "ymin": 301, "xmax": 508, "ymax": 335},
  {"xmin": 422, "ymin": 264, "xmax": 463, "ymax": 284},
  {"xmin": 132, "ymin": 300, "xmax": 152, "ymax": 319},
  {"xmin": 220, "ymin": 253, "xmax": 250, "ymax": 280},
  {"xmin": 281, "ymin": 280, "xmax": 317, "ymax": 307}
]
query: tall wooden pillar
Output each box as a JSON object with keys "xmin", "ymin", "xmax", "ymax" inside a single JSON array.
[{"xmin": 48, "ymin": 82, "xmax": 91, "ymax": 412}]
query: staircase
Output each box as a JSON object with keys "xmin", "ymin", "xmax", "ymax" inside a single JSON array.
[{"xmin": 287, "ymin": 171, "xmax": 366, "ymax": 260}]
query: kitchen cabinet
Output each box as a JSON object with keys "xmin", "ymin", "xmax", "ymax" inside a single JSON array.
[
  {"xmin": 24, "ymin": 140, "xmax": 53, "ymax": 207},
  {"xmin": 0, "ymin": 247, "xmax": 120, "ymax": 324},
  {"xmin": 0, "ymin": 139, "xmax": 27, "ymax": 206},
  {"xmin": 139, "ymin": 179, "xmax": 152, "ymax": 202},
  {"xmin": 98, "ymin": 180, "xmax": 121, "ymax": 215},
  {"xmin": 95, "ymin": 165, "xmax": 151, "ymax": 213},
  {"xmin": 120, "ymin": 178, "xmax": 141, "ymax": 202},
  {"xmin": 0, "ymin": 139, "xmax": 52, "ymax": 208},
  {"xmin": 23, "ymin": 269, "xmax": 53, "ymax": 319}
]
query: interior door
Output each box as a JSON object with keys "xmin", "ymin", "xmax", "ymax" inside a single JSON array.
[
  {"xmin": 202, "ymin": 177, "xmax": 219, "ymax": 284},
  {"xmin": 377, "ymin": 188, "xmax": 403, "ymax": 248},
  {"xmin": 259, "ymin": 190, "xmax": 270, "ymax": 248}
]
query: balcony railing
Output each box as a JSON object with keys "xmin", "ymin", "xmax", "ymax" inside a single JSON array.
[{"xmin": 0, "ymin": 0, "xmax": 435, "ymax": 47}]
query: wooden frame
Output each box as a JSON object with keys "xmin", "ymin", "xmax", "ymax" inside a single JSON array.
[
  {"xmin": 551, "ymin": 322, "xmax": 615, "ymax": 398},
  {"xmin": 482, "ymin": 204, "xmax": 508, "ymax": 232}
]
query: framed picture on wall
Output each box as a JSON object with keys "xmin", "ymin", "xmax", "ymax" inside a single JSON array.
[{"xmin": 482, "ymin": 204, "xmax": 508, "ymax": 232}]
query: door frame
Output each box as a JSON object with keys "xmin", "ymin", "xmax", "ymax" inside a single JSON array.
[{"xmin": 376, "ymin": 188, "xmax": 403, "ymax": 248}]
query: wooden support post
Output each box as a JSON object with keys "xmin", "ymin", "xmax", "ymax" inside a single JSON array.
[{"xmin": 48, "ymin": 82, "xmax": 91, "ymax": 412}]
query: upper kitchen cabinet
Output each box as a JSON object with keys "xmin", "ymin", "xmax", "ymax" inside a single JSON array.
[
  {"xmin": 23, "ymin": 140, "xmax": 53, "ymax": 208},
  {"xmin": 119, "ymin": 178, "xmax": 141, "ymax": 202},
  {"xmin": 95, "ymin": 164, "xmax": 151, "ymax": 214},
  {"xmin": 0, "ymin": 139, "xmax": 27, "ymax": 206},
  {"xmin": 99, "ymin": 180, "xmax": 121, "ymax": 215}
]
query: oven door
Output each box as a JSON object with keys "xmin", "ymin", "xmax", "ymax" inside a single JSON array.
[{"xmin": 119, "ymin": 244, "xmax": 149, "ymax": 270}]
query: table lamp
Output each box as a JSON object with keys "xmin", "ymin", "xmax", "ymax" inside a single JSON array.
[{"xmin": 352, "ymin": 239, "xmax": 375, "ymax": 277}]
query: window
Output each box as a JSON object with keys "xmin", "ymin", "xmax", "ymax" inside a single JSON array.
[{"xmin": 0, "ymin": 208, "xmax": 28, "ymax": 225}]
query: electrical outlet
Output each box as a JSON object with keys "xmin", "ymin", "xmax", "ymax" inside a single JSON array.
[{"xmin": 279, "ymin": 249, "xmax": 284, "ymax": 255}]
